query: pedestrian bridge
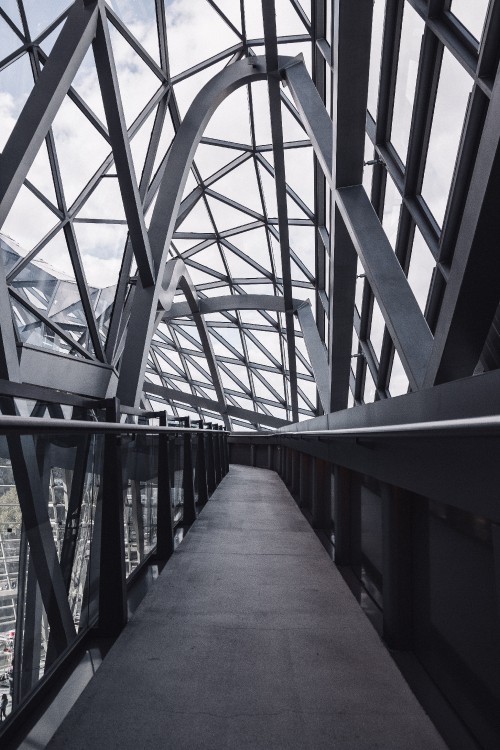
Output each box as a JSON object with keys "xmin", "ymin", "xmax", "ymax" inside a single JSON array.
[{"xmin": 40, "ymin": 465, "xmax": 444, "ymax": 750}]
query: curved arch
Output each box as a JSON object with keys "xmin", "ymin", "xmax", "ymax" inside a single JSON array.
[
  {"xmin": 162, "ymin": 294, "xmax": 330, "ymax": 413},
  {"xmin": 157, "ymin": 258, "xmax": 229, "ymax": 429},
  {"xmin": 116, "ymin": 54, "xmax": 298, "ymax": 410}
]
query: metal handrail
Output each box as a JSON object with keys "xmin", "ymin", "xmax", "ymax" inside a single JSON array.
[
  {"xmin": 231, "ymin": 414, "xmax": 500, "ymax": 440},
  {"xmin": 0, "ymin": 415, "xmax": 227, "ymax": 435}
]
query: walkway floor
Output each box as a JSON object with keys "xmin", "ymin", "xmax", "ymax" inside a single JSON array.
[{"xmin": 46, "ymin": 465, "xmax": 447, "ymax": 750}]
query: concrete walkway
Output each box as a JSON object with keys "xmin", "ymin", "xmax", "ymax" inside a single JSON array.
[{"xmin": 46, "ymin": 466, "xmax": 447, "ymax": 750}]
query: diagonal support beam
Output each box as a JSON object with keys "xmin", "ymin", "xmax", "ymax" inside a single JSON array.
[
  {"xmin": 295, "ymin": 302, "xmax": 330, "ymax": 412},
  {"xmin": 116, "ymin": 55, "xmax": 291, "ymax": 412},
  {"xmin": 262, "ymin": 0, "xmax": 299, "ymax": 422},
  {"xmin": 92, "ymin": 7, "xmax": 155, "ymax": 288},
  {"xmin": 337, "ymin": 186, "xmax": 433, "ymax": 390},
  {"xmin": 0, "ymin": 0, "xmax": 99, "ymax": 228}
]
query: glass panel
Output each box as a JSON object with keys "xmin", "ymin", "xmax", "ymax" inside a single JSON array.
[
  {"xmin": 382, "ymin": 174, "xmax": 402, "ymax": 250},
  {"xmin": 122, "ymin": 434, "xmax": 158, "ymax": 577},
  {"xmin": 421, "ymin": 48, "xmax": 473, "ymax": 228},
  {"xmin": 0, "ymin": 54, "xmax": 34, "ymax": 152},
  {"xmin": 165, "ymin": 0, "xmax": 241, "ymax": 77},
  {"xmin": 388, "ymin": 348, "xmax": 408, "ymax": 396},
  {"xmin": 407, "ymin": 226, "xmax": 435, "ymax": 314},
  {"xmin": 109, "ymin": 0, "xmax": 160, "ymax": 64},
  {"xmin": 450, "ymin": 0, "xmax": 489, "ymax": 42},
  {"xmin": 367, "ymin": 0, "xmax": 385, "ymax": 118},
  {"xmin": 369, "ymin": 298, "xmax": 385, "ymax": 360},
  {"xmin": 363, "ymin": 365, "xmax": 377, "ymax": 403},
  {"xmin": 0, "ymin": 16, "xmax": 23, "ymax": 61},
  {"xmin": 22, "ymin": 1, "xmax": 71, "ymax": 38},
  {"xmin": 0, "ymin": 429, "xmax": 103, "ymax": 718},
  {"xmin": 390, "ymin": 4, "xmax": 423, "ymax": 164}
]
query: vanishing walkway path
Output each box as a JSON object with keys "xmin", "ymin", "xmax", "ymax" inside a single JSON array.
[{"xmin": 46, "ymin": 465, "xmax": 446, "ymax": 749}]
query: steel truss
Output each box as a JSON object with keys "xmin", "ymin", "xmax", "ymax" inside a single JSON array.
[{"xmin": 0, "ymin": 0, "xmax": 498, "ymax": 427}]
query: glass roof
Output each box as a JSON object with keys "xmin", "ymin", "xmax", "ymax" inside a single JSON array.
[{"xmin": 0, "ymin": 0, "xmax": 493, "ymax": 427}]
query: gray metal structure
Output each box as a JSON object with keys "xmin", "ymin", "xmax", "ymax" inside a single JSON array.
[
  {"xmin": 1, "ymin": 0, "xmax": 500, "ymax": 747},
  {"xmin": 0, "ymin": 0, "xmax": 497, "ymax": 429}
]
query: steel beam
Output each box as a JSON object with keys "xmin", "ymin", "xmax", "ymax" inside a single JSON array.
[
  {"xmin": 143, "ymin": 381, "xmax": 289, "ymax": 428},
  {"xmin": 337, "ymin": 186, "xmax": 433, "ymax": 390},
  {"xmin": 261, "ymin": 0, "xmax": 299, "ymax": 421},
  {"xmin": 0, "ymin": 0, "xmax": 99, "ymax": 228},
  {"xmin": 424, "ymin": 63, "xmax": 500, "ymax": 385},
  {"xmin": 92, "ymin": 9, "xmax": 155, "ymax": 288}
]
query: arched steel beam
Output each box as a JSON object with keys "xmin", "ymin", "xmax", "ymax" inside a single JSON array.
[
  {"xmin": 162, "ymin": 294, "xmax": 330, "ymax": 413},
  {"xmin": 116, "ymin": 54, "xmax": 299, "ymax": 412},
  {"xmin": 156, "ymin": 257, "xmax": 230, "ymax": 429}
]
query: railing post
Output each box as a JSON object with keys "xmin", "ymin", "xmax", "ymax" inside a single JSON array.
[
  {"xmin": 195, "ymin": 428, "xmax": 209, "ymax": 505},
  {"xmin": 381, "ymin": 483, "xmax": 413, "ymax": 650},
  {"xmin": 299, "ymin": 453, "xmax": 312, "ymax": 509},
  {"xmin": 214, "ymin": 426, "xmax": 222, "ymax": 485},
  {"xmin": 217, "ymin": 426, "xmax": 225, "ymax": 478},
  {"xmin": 98, "ymin": 397, "xmax": 127, "ymax": 637},
  {"xmin": 224, "ymin": 431, "xmax": 229, "ymax": 474},
  {"xmin": 182, "ymin": 432, "xmax": 197, "ymax": 525},
  {"xmin": 292, "ymin": 449, "xmax": 300, "ymax": 494},
  {"xmin": 312, "ymin": 458, "xmax": 332, "ymax": 531},
  {"xmin": 206, "ymin": 424, "xmax": 216, "ymax": 494},
  {"xmin": 250, "ymin": 443, "xmax": 256, "ymax": 467},
  {"xmin": 156, "ymin": 412, "xmax": 174, "ymax": 560},
  {"xmin": 334, "ymin": 465, "xmax": 357, "ymax": 567}
]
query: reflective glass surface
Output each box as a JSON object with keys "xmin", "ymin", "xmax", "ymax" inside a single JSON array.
[
  {"xmin": 390, "ymin": 4, "xmax": 423, "ymax": 164},
  {"xmin": 421, "ymin": 48, "xmax": 472, "ymax": 227}
]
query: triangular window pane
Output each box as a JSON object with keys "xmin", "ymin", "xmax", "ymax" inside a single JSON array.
[
  {"xmin": 1, "ymin": 1, "xmax": 23, "ymax": 28},
  {"xmin": 0, "ymin": 54, "xmax": 34, "ymax": 151},
  {"xmin": 51, "ymin": 97, "xmax": 110, "ymax": 206},
  {"xmin": 250, "ymin": 81, "xmax": 272, "ymax": 144},
  {"xmin": 108, "ymin": 23, "xmax": 161, "ymax": 127},
  {"xmin": 72, "ymin": 46, "xmax": 107, "ymax": 124},
  {"xmin": 284, "ymin": 146, "xmax": 314, "ymax": 207},
  {"xmin": 195, "ymin": 143, "xmax": 245, "ymax": 177},
  {"xmin": 165, "ymin": 0, "xmax": 241, "ymax": 77},
  {"xmin": 276, "ymin": 0, "xmax": 309, "ymax": 35},
  {"xmin": 176, "ymin": 198, "xmax": 214, "ymax": 233},
  {"xmin": 0, "ymin": 16, "xmax": 23, "ymax": 61},
  {"xmin": 73, "ymin": 222, "xmax": 127, "ymax": 289},
  {"xmin": 129, "ymin": 106, "xmax": 156, "ymax": 185},
  {"xmin": 3, "ymin": 185, "xmax": 58, "ymax": 251},
  {"xmin": 22, "ymin": 1, "xmax": 71, "ymax": 39},
  {"xmin": 224, "ymin": 250, "xmax": 266, "ymax": 280},
  {"xmin": 39, "ymin": 20, "xmax": 64, "ymax": 56},
  {"xmin": 25, "ymin": 140, "xmax": 58, "ymax": 207},
  {"xmin": 10, "ymin": 295, "xmax": 89, "ymax": 358},
  {"xmin": 192, "ymin": 245, "xmax": 227, "ymax": 275},
  {"xmin": 108, "ymin": 0, "xmax": 160, "ymax": 65},
  {"xmin": 243, "ymin": 0, "xmax": 264, "ymax": 38},
  {"xmin": 187, "ymin": 265, "xmax": 222, "ymax": 286},
  {"xmin": 150, "ymin": 109, "xmax": 175, "ymax": 179},
  {"xmin": 174, "ymin": 59, "xmax": 227, "ymax": 118},
  {"xmin": 206, "ymin": 196, "xmax": 257, "ymax": 231},
  {"xmin": 228, "ymin": 227, "xmax": 271, "ymax": 267},
  {"xmin": 204, "ymin": 86, "xmax": 252, "ymax": 144},
  {"xmin": 212, "ymin": 158, "xmax": 264, "ymax": 213},
  {"xmin": 77, "ymin": 177, "xmax": 126, "ymax": 221}
]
